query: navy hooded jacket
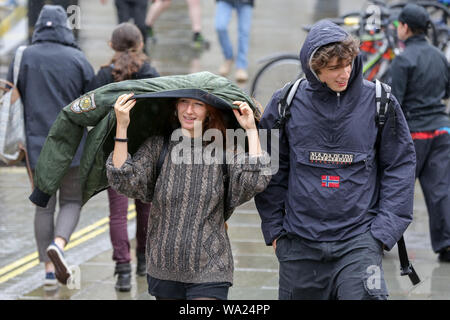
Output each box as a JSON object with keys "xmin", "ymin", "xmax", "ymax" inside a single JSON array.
[
  {"xmin": 7, "ymin": 5, "xmax": 94, "ymax": 169},
  {"xmin": 254, "ymin": 20, "xmax": 416, "ymax": 251}
]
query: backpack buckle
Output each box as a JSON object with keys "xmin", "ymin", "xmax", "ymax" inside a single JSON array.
[
  {"xmin": 400, "ymin": 263, "xmax": 413, "ymax": 276},
  {"xmin": 378, "ymin": 113, "xmax": 386, "ymax": 126}
]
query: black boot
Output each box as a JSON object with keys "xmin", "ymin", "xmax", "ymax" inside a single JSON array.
[
  {"xmin": 114, "ymin": 263, "xmax": 131, "ymax": 292},
  {"xmin": 439, "ymin": 247, "xmax": 450, "ymax": 262},
  {"xmin": 136, "ymin": 252, "xmax": 146, "ymax": 277}
]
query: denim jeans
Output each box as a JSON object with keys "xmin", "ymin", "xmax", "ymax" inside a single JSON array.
[
  {"xmin": 215, "ymin": 1, "xmax": 253, "ymax": 70},
  {"xmin": 107, "ymin": 188, "xmax": 150, "ymax": 264}
]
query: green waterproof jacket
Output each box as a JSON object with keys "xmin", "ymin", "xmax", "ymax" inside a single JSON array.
[{"xmin": 29, "ymin": 71, "xmax": 260, "ymax": 207}]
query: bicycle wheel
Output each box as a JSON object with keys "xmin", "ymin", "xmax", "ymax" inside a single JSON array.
[{"xmin": 250, "ymin": 54, "xmax": 303, "ymax": 108}]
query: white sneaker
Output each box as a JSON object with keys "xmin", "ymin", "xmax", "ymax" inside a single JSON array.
[
  {"xmin": 219, "ymin": 60, "xmax": 233, "ymax": 76},
  {"xmin": 235, "ymin": 69, "xmax": 249, "ymax": 82}
]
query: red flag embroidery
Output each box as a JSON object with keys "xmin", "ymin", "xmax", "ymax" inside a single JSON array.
[{"xmin": 321, "ymin": 175, "xmax": 340, "ymax": 188}]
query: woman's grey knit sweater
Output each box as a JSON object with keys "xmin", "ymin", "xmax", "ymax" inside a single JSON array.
[{"xmin": 106, "ymin": 135, "xmax": 271, "ymax": 284}]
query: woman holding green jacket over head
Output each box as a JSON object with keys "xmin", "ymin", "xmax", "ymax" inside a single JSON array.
[{"xmin": 106, "ymin": 90, "xmax": 271, "ymax": 300}]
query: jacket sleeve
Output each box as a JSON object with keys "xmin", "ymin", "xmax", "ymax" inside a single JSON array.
[
  {"xmin": 370, "ymin": 96, "xmax": 416, "ymax": 251},
  {"xmin": 254, "ymin": 90, "xmax": 290, "ymax": 245},
  {"xmin": 390, "ymin": 55, "xmax": 410, "ymax": 107},
  {"xmin": 29, "ymin": 91, "xmax": 113, "ymax": 207}
]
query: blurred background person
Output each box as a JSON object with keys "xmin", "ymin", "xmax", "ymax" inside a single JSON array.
[
  {"xmin": 145, "ymin": 0, "xmax": 209, "ymax": 49},
  {"xmin": 100, "ymin": 0, "xmax": 149, "ymax": 48},
  {"xmin": 215, "ymin": 0, "xmax": 254, "ymax": 83},
  {"xmin": 8, "ymin": 4, "xmax": 94, "ymax": 288}
]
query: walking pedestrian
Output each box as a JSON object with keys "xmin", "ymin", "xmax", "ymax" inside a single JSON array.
[
  {"xmin": 7, "ymin": 5, "xmax": 94, "ymax": 288},
  {"xmin": 106, "ymin": 89, "xmax": 271, "ymax": 299},
  {"xmin": 255, "ymin": 20, "xmax": 417, "ymax": 300},
  {"xmin": 145, "ymin": 0, "xmax": 209, "ymax": 49},
  {"xmin": 87, "ymin": 22, "xmax": 160, "ymax": 292},
  {"xmin": 390, "ymin": 3, "xmax": 450, "ymax": 262},
  {"xmin": 215, "ymin": 0, "xmax": 254, "ymax": 82},
  {"xmin": 101, "ymin": 0, "xmax": 149, "ymax": 47}
]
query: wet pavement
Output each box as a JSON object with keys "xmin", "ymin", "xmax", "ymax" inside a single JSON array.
[{"xmin": 0, "ymin": 0, "xmax": 450, "ymax": 300}]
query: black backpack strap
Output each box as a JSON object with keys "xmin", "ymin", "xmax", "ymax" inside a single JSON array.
[
  {"xmin": 375, "ymin": 79, "xmax": 389, "ymax": 128},
  {"xmin": 156, "ymin": 135, "xmax": 169, "ymax": 178},
  {"xmin": 375, "ymin": 80, "xmax": 420, "ymax": 286},
  {"xmin": 273, "ymin": 78, "xmax": 304, "ymax": 129},
  {"xmin": 397, "ymin": 236, "xmax": 421, "ymax": 285},
  {"xmin": 375, "ymin": 79, "xmax": 390, "ymax": 145}
]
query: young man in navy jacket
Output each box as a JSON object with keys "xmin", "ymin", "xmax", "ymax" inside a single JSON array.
[{"xmin": 255, "ymin": 20, "xmax": 416, "ymax": 300}]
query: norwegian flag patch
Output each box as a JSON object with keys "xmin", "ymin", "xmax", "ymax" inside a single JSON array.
[{"xmin": 321, "ymin": 175, "xmax": 340, "ymax": 188}]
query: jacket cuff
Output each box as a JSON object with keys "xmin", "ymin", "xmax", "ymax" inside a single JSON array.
[{"xmin": 29, "ymin": 187, "xmax": 51, "ymax": 208}]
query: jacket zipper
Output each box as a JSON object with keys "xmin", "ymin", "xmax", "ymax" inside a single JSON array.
[{"xmin": 329, "ymin": 92, "xmax": 340, "ymax": 143}]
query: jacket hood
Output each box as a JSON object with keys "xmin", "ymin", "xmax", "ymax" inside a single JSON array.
[
  {"xmin": 32, "ymin": 5, "xmax": 79, "ymax": 49},
  {"xmin": 132, "ymin": 71, "xmax": 261, "ymax": 116},
  {"xmin": 299, "ymin": 19, "xmax": 363, "ymax": 93}
]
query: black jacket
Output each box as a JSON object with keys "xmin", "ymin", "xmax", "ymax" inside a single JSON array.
[
  {"xmin": 87, "ymin": 61, "xmax": 160, "ymax": 91},
  {"xmin": 390, "ymin": 34, "xmax": 450, "ymax": 132},
  {"xmin": 7, "ymin": 5, "xmax": 94, "ymax": 169}
]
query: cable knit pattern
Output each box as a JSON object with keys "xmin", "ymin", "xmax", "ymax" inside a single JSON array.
[{"xmin": 106, "ymin": 135, "xmax": 271, "ymax": 284}]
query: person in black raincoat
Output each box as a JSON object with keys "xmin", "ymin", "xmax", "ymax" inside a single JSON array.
[
  {"xmin": 390, "ymin": 3, "xmax": 450, "ymax": 262},
  {"xmin": 7, "ymin": 5, "xmax": 94, "ymax": 288}
]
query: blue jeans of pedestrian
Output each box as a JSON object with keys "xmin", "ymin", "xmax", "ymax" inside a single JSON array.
[{"xmin": 215, "ymin": 1, "xmax": 253, "ymax": 70}]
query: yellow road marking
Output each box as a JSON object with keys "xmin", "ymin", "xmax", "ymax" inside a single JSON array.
[
  {"xmin": 0, "ymin": 205, "xmax": 137, "ymax": 284},
  {"xmin": 0, "ymin": 6, "xmax": 26, "ymax": 38}
]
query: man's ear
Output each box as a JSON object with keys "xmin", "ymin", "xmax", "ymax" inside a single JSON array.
[{"xmin": 403, "ymin": 22, "xmax": 412, "ymax": 35}]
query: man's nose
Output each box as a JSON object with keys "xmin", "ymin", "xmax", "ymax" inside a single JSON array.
[{"xmin": 338, "ymin": 67, "xmax": 351, "ymax": 80}]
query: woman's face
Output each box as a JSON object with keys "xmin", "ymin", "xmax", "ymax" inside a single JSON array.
[{"xmin": 176, "ymin": 98, "xmax": 208, "ymax": 137}]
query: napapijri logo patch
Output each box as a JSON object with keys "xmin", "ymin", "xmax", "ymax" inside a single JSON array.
[
  {"xmin": 70, "ymin": 93, "xmax": 96, "ymax": 113},
  {"xmin": 309, "ymin": 151, "xmax": 354, "ymax": 164},
  {"xmin": 321, "ymin": 175, "xmax": 340, "ymax": 188}
]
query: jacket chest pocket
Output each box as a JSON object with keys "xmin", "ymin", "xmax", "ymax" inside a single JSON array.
[{"xmin": 291, "ymin": 148, "xmax": 373, "ymax": 214}]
